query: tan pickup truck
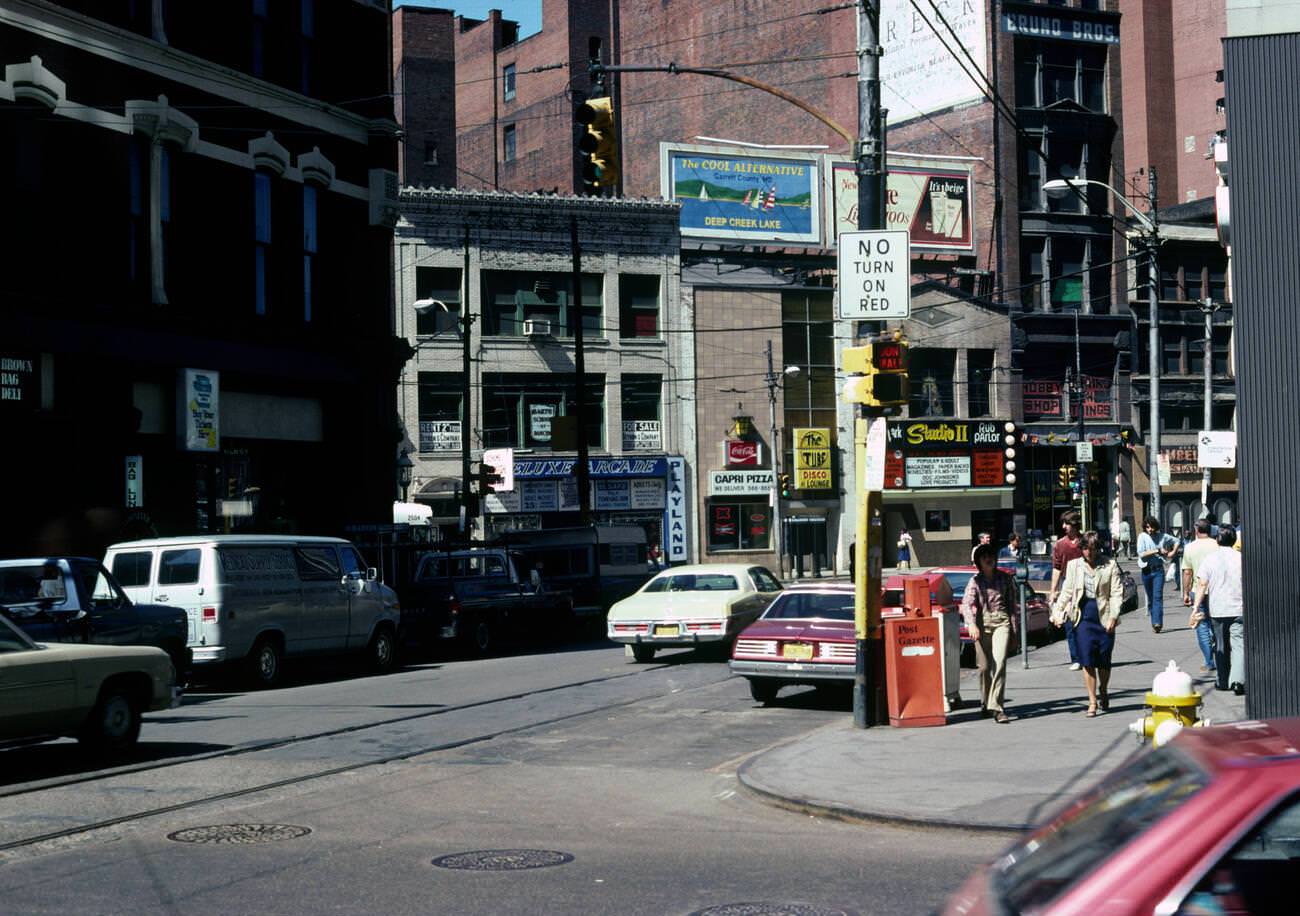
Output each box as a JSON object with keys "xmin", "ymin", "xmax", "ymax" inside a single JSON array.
[{"xmin": 0, "ymin": 614, "xmax": 180, "ymax": 753}]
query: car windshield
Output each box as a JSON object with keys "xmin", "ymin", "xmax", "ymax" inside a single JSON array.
[
  {"xmin": 643, "ymin": 574, "xmax": 739, "ymax": 593},
  {"xmin": 943, "ymin": 571, "xmax": 975, "ymax": 596},
  {"xmin": 763, "ymin": 592, "xmax": 854, "ymax": 621},
  {"xmin": 0, "ymin": 563, "xmax": 67, "ymax": 608},
  {"xmin": 0, "ymin": 614, "xmax": 37, "ymax": 652},
  {"xmin": 993, "ymin": 747, "xmax": 1208, "ymax": 912}
]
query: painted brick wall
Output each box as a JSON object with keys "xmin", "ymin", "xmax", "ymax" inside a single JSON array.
[{"xmin": 393, "ymin": 7, "xmax": 457, "ymax": 188}]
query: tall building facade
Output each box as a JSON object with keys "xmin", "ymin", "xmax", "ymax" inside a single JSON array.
[{"xmin": 1, "ymin": 0, "xmax": 402, "ymax": 557}]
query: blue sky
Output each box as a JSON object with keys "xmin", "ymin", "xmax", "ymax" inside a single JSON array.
[{"xmin": 395, "ymin": 1, "xmax": 542, "ymax": 38}]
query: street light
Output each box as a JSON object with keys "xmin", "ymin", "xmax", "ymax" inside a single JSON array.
[
  {"xmin": 1042, "ymin": 171, "xmax": 1162, "ymax": 525},
  {"xmin": 414, "ymin": 295, "xmax": 474, "ymax": 536}
]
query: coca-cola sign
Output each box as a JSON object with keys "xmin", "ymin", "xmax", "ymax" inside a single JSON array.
[{"xmin": 725, "ymin": 440, "xmax": 761, "ymax": 467}]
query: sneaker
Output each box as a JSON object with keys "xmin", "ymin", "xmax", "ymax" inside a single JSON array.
[
  {"xmin": 1152, "ymin": 624, "xmax": 1162, "ymax": 633},
  {"xmin": 1070, "ymin": 662, "xmax": 1082, "ymax": 671},
  {"xmin": 1200, "ymin": 664, "xmax": 1215, "ymax": 674},
  {"xmin": 1232, "ymin": 683, "xmax": 1246, "ymax": 696}
]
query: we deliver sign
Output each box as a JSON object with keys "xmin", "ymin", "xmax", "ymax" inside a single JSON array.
[{"xmin": 837, "ymin": 230, "xmax": 910, "ymax": 319}]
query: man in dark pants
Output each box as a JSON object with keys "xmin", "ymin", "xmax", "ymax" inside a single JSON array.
[
  {"xmin": 1048, "ymin": 511, "xmax": 1083, "ymax": 671},
  {"xmin": 1192, "ymin": 526, "xmax": 1245, "ymax": 694}
]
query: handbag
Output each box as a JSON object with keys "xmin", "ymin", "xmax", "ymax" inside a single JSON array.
[{"xmin": 1164, "ymin": 560, "xmax": 1178, "ymax": 583}]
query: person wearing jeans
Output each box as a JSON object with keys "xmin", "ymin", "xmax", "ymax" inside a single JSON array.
[
  {"xmin": 1136, "ymin": 517, "xmax": 1177, "ymax": 633},
  {"xmin": 1192, "ymin": 526, "xmax": 1246, "ymax": 694},
  {"xmin": 1182, "ymin": 519, "xmax": 1219, "ymax": 673},
  {"xmin": 1049, "ymin": 512, "xmax": 1084, "ymax": 670}
]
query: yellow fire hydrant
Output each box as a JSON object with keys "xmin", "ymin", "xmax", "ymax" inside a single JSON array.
[{"xmin": 1128, "ymin": 661, "xmax": 1206, "ymax": 747}]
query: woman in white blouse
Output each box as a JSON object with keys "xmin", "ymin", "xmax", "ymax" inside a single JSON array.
[{"xmin": 1051, "ymin": 532, "xmax": 1125, "ymax": 717}]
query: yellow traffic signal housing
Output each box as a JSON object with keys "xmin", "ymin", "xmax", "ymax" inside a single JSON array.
[
  {"xmin": 576, "ymin": 96, "xmax": 620, "ymax": 189},
  {"xmin": 841, "ymin": 338, "xmax": 909, "ymax": 408},
  {"xmin": 1057, "ymin": 465, "xmax": 1078, "ymax": 488}
]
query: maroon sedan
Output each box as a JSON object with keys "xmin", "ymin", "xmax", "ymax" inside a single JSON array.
[
  {"xmin": 729, "ymin": 584, "xmax": 856, "ymax": 703},
  {"xmin": 944, "ymin": 718, "xmax": 1300, "ymax": 915}
]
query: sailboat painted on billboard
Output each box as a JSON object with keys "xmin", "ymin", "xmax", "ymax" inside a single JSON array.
[{"xmin": 670, "ymin": 148, "xmax": 820, "ymax": 244}]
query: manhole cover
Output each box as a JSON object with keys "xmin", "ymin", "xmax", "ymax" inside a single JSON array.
[
  {"xmin": 167, "ymin": 824, "xmax": 312, "ymax": 845},
  {"xmin": 431, "ymin": 849, "xmax": 574, "ymax": 871},
  {"xmin": 689, "ymin": 905, "xmax": 857, "ymax": 916}
]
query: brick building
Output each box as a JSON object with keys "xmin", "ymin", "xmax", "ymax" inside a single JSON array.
[
  {"xmin": 393, "ymin": 4, "xmax": 457, "ymax": 188},
  {"xmin": 1, "ymin": 0, "xmax": 402, "ymax": 557}
]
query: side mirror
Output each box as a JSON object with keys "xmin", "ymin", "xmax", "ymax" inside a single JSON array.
[{"xmin": 366, "ymin": 568, "xmax": 378, "ymax": 582}]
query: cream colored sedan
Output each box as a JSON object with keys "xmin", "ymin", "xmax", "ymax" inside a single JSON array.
[
  {"xmin": 607, "ymin": 564, "xmax": 784, "ymax": 662},
  {"xmin": 0, "ymin": 614, "xmax": 180, "ymax": 754}
]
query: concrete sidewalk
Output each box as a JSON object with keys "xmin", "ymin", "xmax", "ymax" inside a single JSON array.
[{"xmin": 737, "ymin": 561, "xmax": 1247, "ymax": 833}]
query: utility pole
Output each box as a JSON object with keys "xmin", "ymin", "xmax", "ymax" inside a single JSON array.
[
  {"xmin": 765, "ymin": 340, "xmax": 784, "ymax": 578},
  {"xmin": 1146, "ymin": 166, "xmax": 1162, "ymax": 526},
  {"xmin": 1201, "ymin": 297, "xmax": 1220, "ymax": 513},
  {"xmin": 462, "ymin": 226, "xmax": 473, "ymax": 536},
  {"xmin": 571, "ymin": 217, "xmax": 592, "ymax": 524},
  {"xmin": 852, "ymin": 0, "xmax": 886, "ymax": 730}
]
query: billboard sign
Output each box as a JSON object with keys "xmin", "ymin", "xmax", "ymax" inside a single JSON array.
[
  {"xmin": 881, "ymin": 0, "xmax": 988, "ymax": 122},
  {"xmin": 793, "ymin": 427, "xmax": 833, "ymax": 490},
  {"xmin": 826, "ymin": 157, "xmax": 976, "ymax": 252},
  {"xmin": 662, "ymin": 143, "xmax": 821, "ymax": 245}
]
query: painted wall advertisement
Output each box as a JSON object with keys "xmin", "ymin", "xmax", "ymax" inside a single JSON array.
[
  {"xmin": 179, "ymin": 368, "xmax": 219, "ymax": 452},
  {"xmin": 826, "ymin": 157, "xmax": 975, "ymax": 252},
  {"xmin": 793, "ymin": 427, "xmax": 833, "ymax": 491},
  {"xmin": 883, "ymin": 420, "xmax": 1009, "ymax": 490},
  {"xmin": 662, "ymin": 144, "xmax": 821, "ymax": 245},
  {"xmin": 881, "ymin": 0, "xmax": 988, "ymax": 121}
]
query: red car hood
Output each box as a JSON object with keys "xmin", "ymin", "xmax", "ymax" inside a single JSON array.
[{"xmin": 740, "ymin": 618, "xmax": 855, "ymax": 641}]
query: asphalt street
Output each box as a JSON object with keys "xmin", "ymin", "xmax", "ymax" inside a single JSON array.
[{"xmin": 0, "ymin": 641, "xmax": 1002, "ymax": 916}]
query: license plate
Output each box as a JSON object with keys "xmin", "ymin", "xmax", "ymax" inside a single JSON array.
[
  {"xmin": 782, "ymin": 643, "xmax": 814, "ymax": 660},
  {"xmin": 653, "ymin": 624, "xmax": 679, "ymax": 637}
]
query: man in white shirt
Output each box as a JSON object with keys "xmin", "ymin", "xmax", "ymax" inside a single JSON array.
[
  {"xmin": 1192, "ymin": 526, "xmax": 1245, "ymax": 695},
  {"xmin": 1182, "ymin": 519, "xmax": 1219, "ymax": 673}
]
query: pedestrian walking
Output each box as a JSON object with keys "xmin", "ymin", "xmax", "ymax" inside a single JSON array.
[
  {"xmin": 960, "ymin": 543, "xmax": 1019, "ymax": 724},
  {"xmin": 1191, "ymin": 525, "xmax": 1245, "ymax": 695},
  {"xmin": 1118, "ymin": 517, "xmax": 1133, "ymax": 559},
  {"xmin": 1136, "ymin": 517, "xmax": 1179, "ymax": 632},
  {"xmin": 1048, "ymin": 511, "xmax": 1084, "ymax": 671},
  {"xmin": 998, "ymin": 532, "xmax": 1022, "ymax": 562},
  {"xmin": 1181, "ymin": 518, "xmax": 1219, "ymax": 674},
  {"xmin": 896, "ymin": 528, "xmax": 913, "ymax": 570},
  {"xmin": 1051, "ymin": 531, "xmax": 1125, "ymax": 717}
]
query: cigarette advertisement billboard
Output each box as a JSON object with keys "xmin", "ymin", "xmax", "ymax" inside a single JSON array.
[{"xmin": 826, "ymin": 156, "xmax": 976, "ymax": 253}]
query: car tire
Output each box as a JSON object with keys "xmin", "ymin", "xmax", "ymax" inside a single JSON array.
[
  {"xmin": 631, "ymin": 643, "xmax": 656, "ymax": 663},
  {"xmin": 749, "ymin": 679, "xmax": 780, "ymax": 704},
  {"xmin": 368, "ymin": 625, "xmax": 398, "ymax": 673},
  {"xmin": 78, "ymin": 688, "xmax": 142, "ymax": 753},
  {"xmin": 463, "ymin": 617, "xmax": 493, "ymax": 657},
  {"xmin": 245, "ymin": 636, "xmax": 283, "ymax": 688}
]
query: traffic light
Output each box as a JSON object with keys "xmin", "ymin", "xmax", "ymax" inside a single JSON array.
[
  {"xmin": 576, "ymin": 96, "xmax": 619, "ymax": 189},
  {"xmin": 778, "ymin": 472, "xmax": 792, "ymax": 500},
  {"xmin": 1057, "ymin": 465, "xmax": 1079, "ymax": 490},
  {"xmin": 842, "ymin": 333, "xmax": 909, "ymax": 410},
  {"xmin": 478, "ymin": 461, "xmax": 504, "ymax": 495}
]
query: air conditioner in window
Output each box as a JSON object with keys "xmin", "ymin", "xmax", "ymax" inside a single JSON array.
[{"xmin": 523, "ymin": 319, "xmax": 552, "ymax": 337}]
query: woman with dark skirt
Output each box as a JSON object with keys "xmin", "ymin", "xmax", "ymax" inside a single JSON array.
[{"xmin": 1051, "ymin": 531, "xmax": 1125, "ymax": 716}]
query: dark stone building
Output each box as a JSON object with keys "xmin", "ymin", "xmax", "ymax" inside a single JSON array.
[{"xmin": 0, "ymin": 0, "xmax": 402, "ymax": 557}]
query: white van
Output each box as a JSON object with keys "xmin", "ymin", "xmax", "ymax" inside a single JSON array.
[{"xmin": 103, "ymin": 536, "xmax": 401, "ymax": 687}]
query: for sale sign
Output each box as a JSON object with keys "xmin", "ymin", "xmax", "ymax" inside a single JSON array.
[{"xmin": 837, "ymin": 230, "xmax": 911, "ymax": 319}]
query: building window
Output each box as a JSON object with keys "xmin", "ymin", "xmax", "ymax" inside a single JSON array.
[
  {"xmin": 424, "ymin": 140, "xmax": 438, "ymax": 166},
  {"xmin": 1051, "ymin": 238, "xmax": 1085, "ymax": 310},
  {"xmin": 252, "ymin": 0, "xmax": 268, "ymax": 79},
  {"xmin": 302, "ymin": 184, "xmax": 317, "ymax": 321},
  {"xmin": 502, "ymin": 63, "xmax": 516, "ymax": 102},
  {"xmin": 1023, "ymin": 236, "xmax": 1110, "ymax": 313},
  {"xmin": 414, "ymin": 267, "xmax": 462, "ymax": 335},
  {"xmin": 254, "ymin": 171, "xmax": 272, "ymax": 316},
  {"xmin": 503, "ymin": 124, "xmax": 516, "ymax": 162},
  {"xmin": 909, "ymin": 348, "xmax": 956, "ymax": 418},
  {"xmin": 300, "ymin": 0, "xmax": 315, "ymax": 95},
  {"xmin": 709, "ymin": 502, "xmax": 772, "ymax": 552},
  {"xmin": 967, "ymin": 350, "xmax": 994, "ymax": 418},
  {"xmin": 619, "ymin": 274, "xmax": 660, "ymax": 338},
  {"xmin": 1017, "ymin": 41, "xmax": 1108, "ymax": 114},
  {"xmin": 417, "ymin": 373, "xmax": 463, "ymax": 453},
  {"xmin": 1163, "ymin": 339, "xmax": 1183, "ymax": 375},
  {"xmin": 621, "ymin": 374, "xmax": 662, "ymax": 451},
  {"xmin": 781, "ymin": 291, "xmax": 837, "ymax": 467},
  {"xmin": 482, "ymin": 270, "xmax": 602, "ymax": 337},
  {"xmin": 482, "ymin": 373, "xmax": 605, "ymax": 450}
]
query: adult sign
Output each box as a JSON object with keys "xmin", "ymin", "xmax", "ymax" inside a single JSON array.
[{"xmin": 837, "ymin": 230, "xmax": 910, "ymax": 319}]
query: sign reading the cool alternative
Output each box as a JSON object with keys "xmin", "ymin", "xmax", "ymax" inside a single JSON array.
[{"xmin": 662, "ymin": 144, "xmax": 821, "ymax": 245}]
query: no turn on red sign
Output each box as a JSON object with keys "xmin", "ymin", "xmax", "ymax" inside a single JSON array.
[{"xmin": 837, "ymin": 230, "xmax": 911, "ymax": 319}]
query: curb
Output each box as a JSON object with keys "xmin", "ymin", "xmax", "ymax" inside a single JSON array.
[{"xmin": 735, "ymin": 755, "xmax": 1026, "ymax": 836}]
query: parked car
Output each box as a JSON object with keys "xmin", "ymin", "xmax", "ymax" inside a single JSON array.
[
  {"xmin": 607, "ymin": 564, "xmax": 783, "ymax": 662},
  {"xmin": 396, "ymin": 547, "xmax": 574, "ymax": 656},
  {"xmin": 0, "ymin": 557, "xmax": 190, "ymax": 678},
  {"xmin": 930, "ymin": 566, "xmax": 1055, "ymax": 664},
  {"xmin": 501, "ymin": 526, "xmax": 653, "ymax": 621},
  {"xmin": 729, "ymin": 583, "xmax": 855, "ymax": 703},
  {"xmin": 0, "ymin": 614, "xmax": 179, "ymax": 753},
  {"xmin": 944, "ymin": 718, "xmax": 1300, "ymax": 916},
  {"xmin": 103, "ymin": 536, "xmax": 401, "ymax": 687}
]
